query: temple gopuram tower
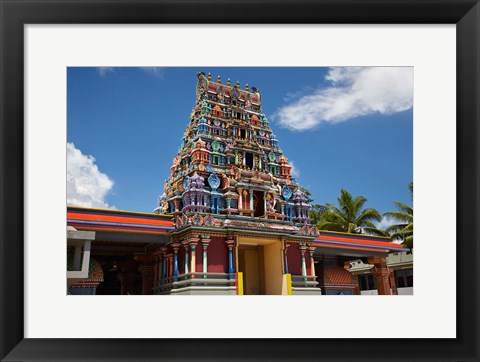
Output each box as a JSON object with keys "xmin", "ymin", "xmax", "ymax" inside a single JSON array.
[{"xmin": 153, "ymin": 72, "xmax": 321, "ymax": 295}]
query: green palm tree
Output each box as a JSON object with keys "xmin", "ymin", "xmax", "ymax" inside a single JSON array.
[
  {"xmin": 383, "ymin": 182, "xmax": 413, "ymax": 249},
  {"xmin": 317, "ymin": 189, "xmax": 387, "ymax": 236},
  {"xmin": 309, "ymin": 204, "xmax": 329, "ymax": 225}
]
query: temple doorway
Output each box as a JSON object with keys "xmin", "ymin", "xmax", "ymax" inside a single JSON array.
[
  {"xmin": 253, "ymin": 190, "xmax": 265, "ymax": 217},
  {"xmin": 237, "ymin": 238, "xmax": 283, "ymax": 295},
  {"xmin": 238, "ymin": 245, "xmax": 264, "ymax": 295}
]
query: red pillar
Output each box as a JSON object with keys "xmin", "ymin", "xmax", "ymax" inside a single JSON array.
[{"xmin": 368, "ymin": 256, "xmax": 391, "ymax": 295}]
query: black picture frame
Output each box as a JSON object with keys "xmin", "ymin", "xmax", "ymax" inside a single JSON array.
[{"xmin": 1, "ymin": 1, "xmax": 479, "ymax": 361}]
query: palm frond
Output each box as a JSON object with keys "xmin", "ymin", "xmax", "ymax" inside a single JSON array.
[
  {"xmin": 383, "ymin": 211, "xmax": 413, "ymax": 223},
  {"xmin": 392, "ymin": 201, "xmax": 413, "ymax": 215},
  {"xmin": 402, "ymin": 223, "xmax": 413, "ymax": 232},
  {"xmin": 352, "ymin": 195, "xmax": 368, "ymax": 217},
  {"xmin": 363, "ymin": 227, "xmax": 390, "ymax": 237},
  {"xmin": 390, "ymin": 229, "xmax": 413, "ymax": 241},
  {"xmin": 385, "ymin": 223, "xmax": 408, "ymax": 233},
  {"xmin": 317, "ymin": 221, "xmax": 346, "ymax": 232},
  {"xmin": 402, "ymin": 235, "xmax": 413, "ymax": 249},
  {"xmin": 356, "ymin": 208, "xmax": 382, "ymax": 225}
]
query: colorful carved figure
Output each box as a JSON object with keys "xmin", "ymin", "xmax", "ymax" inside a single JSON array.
[
  {"xmin": 234, "ymin": 167, "xmax": 241, "ymax": 180},
  {"xmin": 266, "ymin": 193, "xmax": 275, "ymax": 213}
]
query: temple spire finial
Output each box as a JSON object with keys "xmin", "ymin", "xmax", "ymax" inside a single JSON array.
[
  {"xmin": 227, "ymin": 78, "xmax": 231, "ymax": 86},
  {"xmin": 208, "ymin": 72, "xmax": 212, "ymax": 81},
  {"xmin": 217, "ymin": 75, "xmax": 222, "ymax": 84}
]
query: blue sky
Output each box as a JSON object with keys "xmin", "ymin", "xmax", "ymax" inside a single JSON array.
[{"xmin": 67, "ymin": 67, "xmax": 413, "ymax": 229}]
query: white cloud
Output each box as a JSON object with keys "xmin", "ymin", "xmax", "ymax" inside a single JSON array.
[
  {"xmin": 375, "ymin": 215, "xmax": 397, "ymax": 231},
  {"xmin": 97, "ymin": 67, "xmax": 114, "ymax": 77},
  {"xmin": 274, "ymin": 67, "xmax": 413, "ymax": 131},
  {"xmin": 289, "ymin": 160, "xmax": 300, "ymax": 178},
  {"xmin": 140, "ymin": 67, "xmax": 165, "ymax": 79},
  {"xmin": 67, "ymin": 143, "xmax": 115, "ymax": 208},
  {"xmin": 282, "ymin": 86, "xmax": 314, "ymax": 102}
]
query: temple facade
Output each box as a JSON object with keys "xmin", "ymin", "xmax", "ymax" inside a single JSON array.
[
  {"xmin": 67, "ymin": 72, "xmax": 410, "ymax": 296},
  {"xmin": 152, "ymin": 71, "xmax": 322, "ymax": 295}
]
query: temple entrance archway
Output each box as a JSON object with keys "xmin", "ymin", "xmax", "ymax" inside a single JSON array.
[{"xmin": 237, "ymin": 237, "xmax": 283, "ymax": 295}]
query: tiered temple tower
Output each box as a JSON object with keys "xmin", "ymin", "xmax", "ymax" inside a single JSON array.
[
  {"xmin": 153, "ymin": 72, "xmax": 321, "ymax": 295},
  {"xmin": 155, "ymin": 71, "xmax": 310, "ymax": 223}
]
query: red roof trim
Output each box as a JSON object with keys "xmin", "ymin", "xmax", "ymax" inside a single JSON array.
[
  {"xmin": 68, "ymin": 223, "xmax": 170, "ymax": 235},
  {"xmin": 313, "ymin": 242, "xmax": 387, "ymax": 253},
  {"xmin": 67, "ymin": 211, "xmax": 174, "ymax": 227},
  {"xmin": 317, "ymin": 234, "xmax": 405, "ymax": 249}
]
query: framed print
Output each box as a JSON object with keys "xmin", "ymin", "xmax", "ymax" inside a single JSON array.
[{"xmin": 1, "ymin": 0, "xmax": 479, "ymax": 361}]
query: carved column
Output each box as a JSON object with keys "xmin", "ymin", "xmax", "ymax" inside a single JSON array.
[
  {"xmin": 153, "ymin": 257, "xmax": 159, "ymax": 287},
  {"xmin": 243, "ymin": 189, "xmax": 249, "ymax": 210},
  {"xmin": 283, "ymin": 242, "xmax": 290, "ymax": 274},
  {"xmin": 368, "ymin": 256, "xmax": 392, "ymax": 295},
  {"xmin": 308, "ymin": 246, "xmax": 316, "ymax": 278},
  {"xmin": 201, "ymin": 235, "xmax": 211, "ymax": 278},
  {"xmin": 166, "ymin": 255, "xmax": 171, "ymax": 280},
  {"xmin": 189, "ymin": 236, "xmax": 199, "ymax": 277},
  {"xmin": 389, "ymin": 271, "xmax": 397, "ymax": 295},
  {"xmin": 353, "ymin": 273, "xmax": 361, "ymax": 295},
  {"xmin": 226, "ymin": 238, "xmax": 235, "ymax": 279},
  {"xmin": 299, "ymin": 243, "xmax": 307, "ymax": 279},
  {"xmin": 161, "ymin": 247, "xmax": 167, "ymax": 284},
  {"xmin": 238, "ymin": 188, "xmax": 243, "ymax": 210},
  {"xmin": 138, "ymin": 264, "xmax": 154, "ymax": 295},
  {"xmin": 263, "ymin": 191, "xmax": 267, "ymax": 218},
  {"xmin": 249, "ymin": 189, "xmax": 254, "ymax": 216},
  {"xmin": 182, "ymin": 241, "xmax": 190, "ymax": 276},
  {"xmin": 172, "ymin": 242, "xmax": 181, "ymax": 282}
]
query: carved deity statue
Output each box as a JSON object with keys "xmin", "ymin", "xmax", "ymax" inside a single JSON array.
[
  {"xmin": 160, "ymin": 199, "xmax": 169, "ymax": 213},
  {"xmin": 232, "ymin": 166, "xmax": 241, "ymax": 180},
  {"xmin": 221, "ymin": 173, "xmax": 230, "ymax": 190},
  {"xmin": 266, "ymin": 193, "xmax": 275, "ymax": 213}
]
